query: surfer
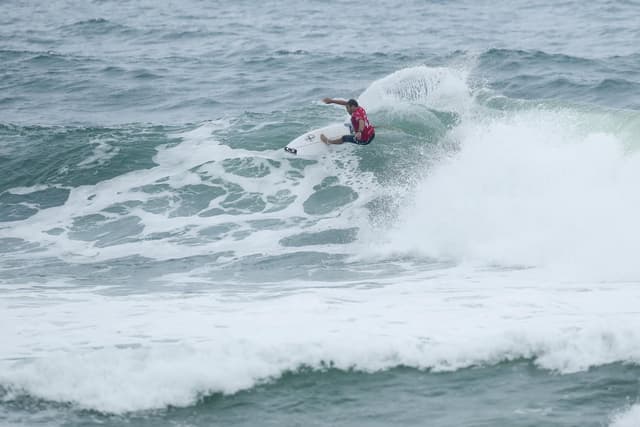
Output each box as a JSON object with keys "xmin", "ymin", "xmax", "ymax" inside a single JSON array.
[{"xmin": 320, "ymin": 98, "xmax": 375, "ymax": 146}]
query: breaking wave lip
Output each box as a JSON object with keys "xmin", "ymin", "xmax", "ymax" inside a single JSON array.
[
  {"xmin": 359, "ymin": 65, "xmax": 472, "ymax": 114},
  {"xmin": 2, "ymin": 329, "xmax": 640, "ymax": 414}
]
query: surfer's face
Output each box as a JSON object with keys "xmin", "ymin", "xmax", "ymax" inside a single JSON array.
[{"xmin": 346, "ymin": 105, "xmax": 355, "ymax": 114}]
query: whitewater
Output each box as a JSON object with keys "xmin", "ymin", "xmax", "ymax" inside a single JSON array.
[{"xmin": 2, "ymin": 1, "xmax": 640, "ymax": 426}]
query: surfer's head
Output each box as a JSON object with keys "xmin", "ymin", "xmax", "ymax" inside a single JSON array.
[{"xmin": 346, "ymin": 99, "xmax": 358, "ymax": 114}]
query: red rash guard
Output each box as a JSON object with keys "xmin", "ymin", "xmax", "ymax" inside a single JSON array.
[{"xmin": 351, "ymin": 107, "xmax": 375, "ymax": 141}]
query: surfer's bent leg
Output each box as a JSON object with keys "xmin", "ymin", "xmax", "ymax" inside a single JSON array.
[
  {"xmin": 341, "ymin": 135, "xmax": 356, "ymax": 144},
  {"xmin": 343, "ymin": 133, "xmax": 374, "ymax": 145}
]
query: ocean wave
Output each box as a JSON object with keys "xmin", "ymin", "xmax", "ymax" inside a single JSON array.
[
  {"xmin": 1, "ymin": 277, "xmax": 640, "ymax": 413},
  {"xmin": 59, "ymin": 18, "xmax": 137, "ymax": 37},
  {"xmin": 4, "ymin": 64, "xmax": 640, "ymax": 277},
  {"xmin": 476, "ymin": 48, "xmax": 640, "ymax": 109},
  {"xmin": 2, "ymin": 314, "xmax": 639, "ymax": 414}
]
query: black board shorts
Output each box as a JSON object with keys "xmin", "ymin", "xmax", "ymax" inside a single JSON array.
[{"xmin": 341, "ymin": 132, "xmax": 375, "ymax": 145}]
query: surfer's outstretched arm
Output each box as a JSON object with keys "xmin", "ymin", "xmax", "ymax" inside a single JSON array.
[{"xmin": 322, "ymin": 98, "xmax": 348, "ymax": 106}]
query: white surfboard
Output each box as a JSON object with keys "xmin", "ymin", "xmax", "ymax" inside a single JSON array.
[{"xmin": 284, "ymin": 122, "xmax": 352, "ymax": 156}]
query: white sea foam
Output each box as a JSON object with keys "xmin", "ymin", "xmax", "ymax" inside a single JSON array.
[
  {"xmin": 610, "ymin": 404, "xmax": 640, "ymax": 427},
  {"xmin": 2, "ymin": 67, "xmax": 640, "ymax": 415},
  {"xmin": 4, "ymin": 185, "xmax": 53, "ymax": 195},
  {"xmin": 1, "ymin": 270, "xmax": 640, "ymax": 413},
  {"xmin": 350, "ymin": 65, "xmax": 640, "ymax": 282},
  {"xmin": 380, "ymin": 104, "xmax": 640, "ymax": 281}
]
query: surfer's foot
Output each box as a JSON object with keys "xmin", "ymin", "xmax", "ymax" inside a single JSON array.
[{"xmin": 320, "ymin": 134, "xmax": 329, "ymax": 144}]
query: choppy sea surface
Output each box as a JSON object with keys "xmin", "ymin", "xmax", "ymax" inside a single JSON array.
[{"xmin": 2, "ymin": 1, "xmax": 640, "ymax": 426}]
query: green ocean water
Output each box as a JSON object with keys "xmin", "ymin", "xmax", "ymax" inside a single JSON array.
[{"xmin": 2, "ymin": 1, "xmax": 640, "ymax": 426}]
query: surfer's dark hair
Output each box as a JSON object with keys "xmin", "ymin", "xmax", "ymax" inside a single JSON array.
[{"xmin": 347, "ymin": 99, "xmax": 358, "ymax": 107}]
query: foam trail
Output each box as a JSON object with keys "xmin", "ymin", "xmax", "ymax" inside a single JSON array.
[{"xmin": 0, "ymin": 120, "xmax": 377, "ymax": 263}]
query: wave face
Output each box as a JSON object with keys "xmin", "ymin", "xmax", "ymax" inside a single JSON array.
[{"xmin": 3, "ymin": 1, "xmax": 640, "ymax": 426}]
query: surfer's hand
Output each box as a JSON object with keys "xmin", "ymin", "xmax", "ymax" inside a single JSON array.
[
  {"xmin": 322, "ymin": 98, "xmax": 333, "ymax": 104},
  {"xmin": 355, "ymin": 131, "xmax": 362, "ymax": 140}
]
